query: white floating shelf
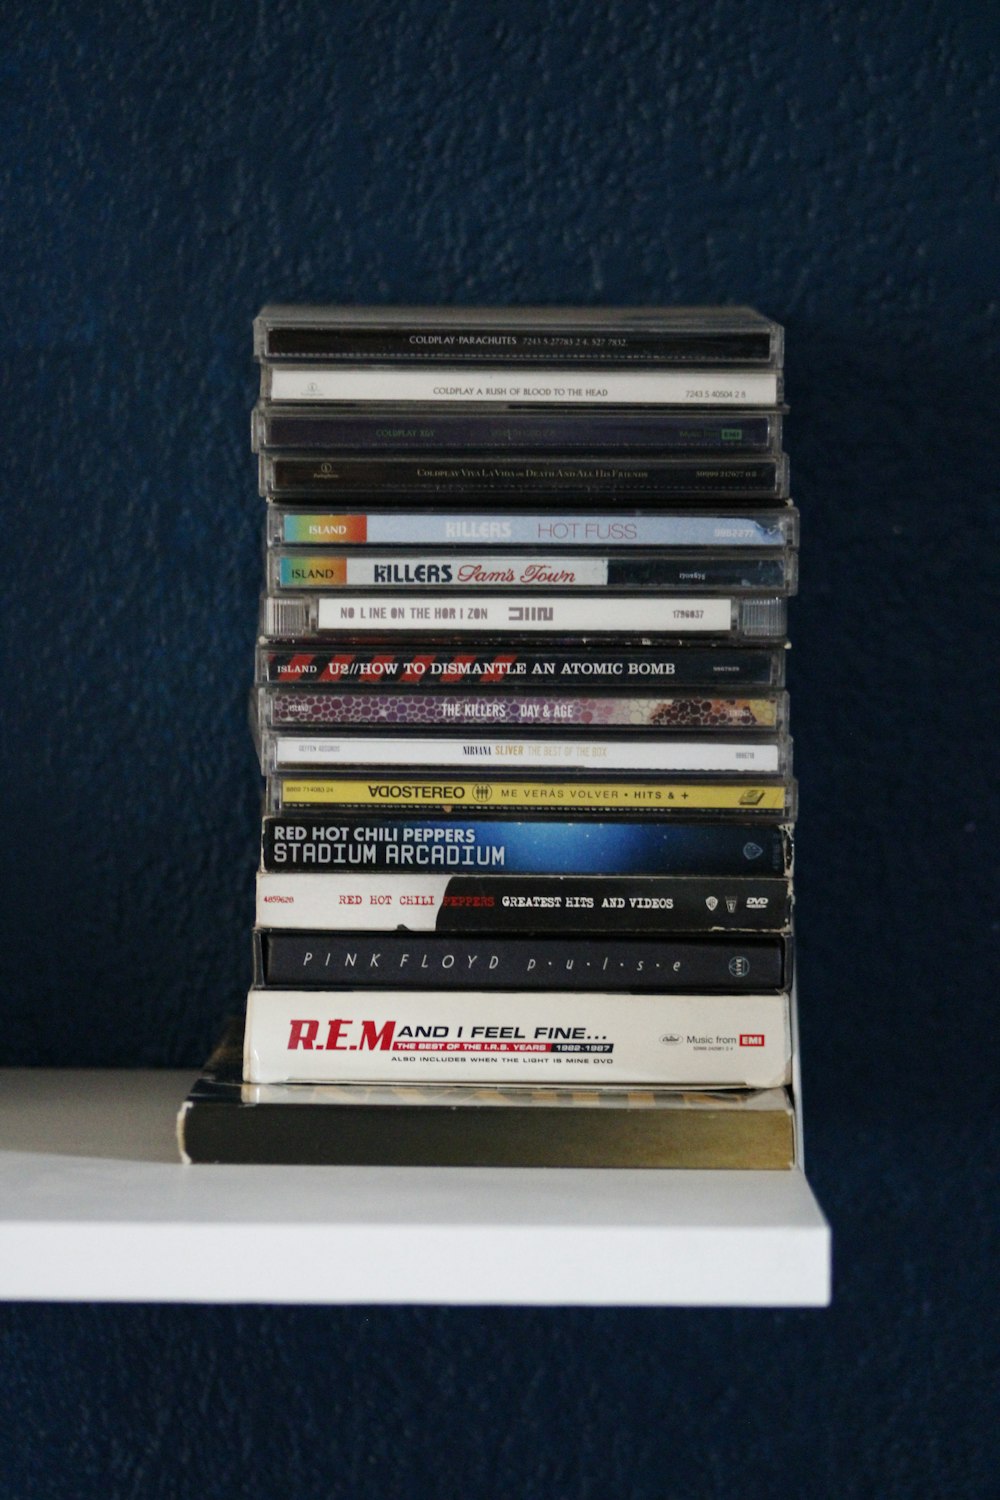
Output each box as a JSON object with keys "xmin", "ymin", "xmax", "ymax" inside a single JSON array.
[{"xmin": 0, "ymin": 1070, "xmax": 830, "ymax": 1307}]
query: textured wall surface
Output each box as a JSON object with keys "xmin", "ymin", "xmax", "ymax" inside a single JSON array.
[{"xmin": 1, "ymin": 0, "xmax": 997, "ymax": 1495}]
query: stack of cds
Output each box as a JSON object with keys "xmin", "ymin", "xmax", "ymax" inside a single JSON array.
[{"xmin": 179, "ymin": 307, "xmax": 800, "ymax": 1168}]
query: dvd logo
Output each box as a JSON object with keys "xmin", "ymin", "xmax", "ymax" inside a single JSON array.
[
  {"xmin": 746, "ymin": 896, "xmax": 769, "ymax": 909},
  {"xmin": 740, "ymin": 1034, "xmax": 765, "ymax": 1047}
]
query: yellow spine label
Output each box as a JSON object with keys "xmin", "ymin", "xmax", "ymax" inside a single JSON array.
[{"xmin": 278, "ymin": 780, "xmax": 788, "ymax": 811}]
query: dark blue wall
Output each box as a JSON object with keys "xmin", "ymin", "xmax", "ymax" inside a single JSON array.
[{"xmin": 2, "ymin": 1, "xmax": 997, "ymax": 1495}]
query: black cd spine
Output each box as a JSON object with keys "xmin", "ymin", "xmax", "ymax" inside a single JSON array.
[{"xmin": 254, "ymin": 931, "xmax": 790, "ymax": 991}]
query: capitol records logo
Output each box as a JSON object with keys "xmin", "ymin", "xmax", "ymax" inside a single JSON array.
[
  {"xmin": 739, "ymin": 1034, "xmax": 765, "ymax": 1047},
  {"xmin": 659, "ymin": 1033, "xmax": 682, "ymax": 1046},
  {"xmin": 705, "ymin": 895, "xmax": 719, "ymax": 911},
  {"xmin": 474, "ymin": 784, "xmax": 493, "ymax": 800}
]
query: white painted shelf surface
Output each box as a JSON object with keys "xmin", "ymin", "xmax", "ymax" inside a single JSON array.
[{"xmin": 0, "ymin": 1070, "xmax": 830, "ymax": 1307}]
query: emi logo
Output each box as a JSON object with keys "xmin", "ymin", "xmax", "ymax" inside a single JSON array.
[{"xmin": 739, "ymin": 1034, "xmax": 765, "ymax": 1047}]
